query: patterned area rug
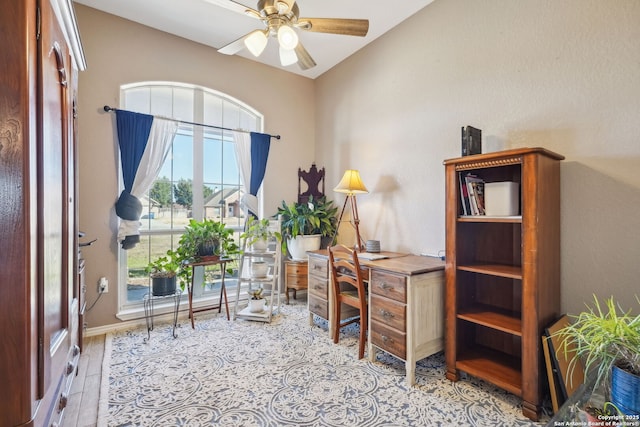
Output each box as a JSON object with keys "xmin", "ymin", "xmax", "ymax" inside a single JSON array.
[{"xmin": 98, "ymin": 301, "xmax": 545, "ymax": 426}]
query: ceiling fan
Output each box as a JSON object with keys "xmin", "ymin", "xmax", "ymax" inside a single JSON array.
[{"xmin": 205, "ymin": 0, "xmax": 369, "ymax": 70}]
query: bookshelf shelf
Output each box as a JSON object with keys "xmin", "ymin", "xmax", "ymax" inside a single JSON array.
[
  {"xmin": 457, "ymin": 263, "xmax": 522, "ymax": 279},
  {"xmin": 458, "ymin": 215, "xmax": 522, "ymax": 223},
  {"xmin": 457, "ymin": 304, "xmax": 523, "ymax": 336},
  {"xmin": 444, "ymin": 147, "xmax": 564, "ymax": 421}
]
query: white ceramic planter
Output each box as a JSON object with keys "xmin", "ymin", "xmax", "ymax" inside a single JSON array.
[
  {"xmin": 287, "ymin": 234, "xmax": 321, "ymax": 261},
  {"xmin": 250, "ymin": 261, "xmax": 269, "ymax": 278},
  {"xmin": 251, "ymin": 238, "xmax": 268, "ymax": 252},
  {"xmin": 249, "ymin": 298, "xmax": 265, "ymax": 313}
]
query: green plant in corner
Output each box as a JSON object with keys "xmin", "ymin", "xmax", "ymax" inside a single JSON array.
[
  {"xmin": 277, "ymin": 195, "xmax": 338, "ymax": 248},
  {"xmin": 555, "ymin": 295, "xmax": 640, "ymax": 392}
]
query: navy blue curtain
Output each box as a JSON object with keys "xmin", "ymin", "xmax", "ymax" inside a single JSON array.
[
  {"xmin": 114, "ymin": 110, "xmax": 154, "ymax": 248},
  {"xmin": 249, "ymin": 131, "xmax": 271, "ymax": 195}
]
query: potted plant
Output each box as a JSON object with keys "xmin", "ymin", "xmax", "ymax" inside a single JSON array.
[
  {"xmin": 247, "ymin": 288, "xmax": 265, "ymax": 313},
  {"xmin": 240, "ymin": 216, "xmax": 282, "ymax": 252},
  {"xmin": 175, "ymin": 218, "xmax": 239, "ymax": 285},
  {"xmin": 277, "ymin": 195, "xmax": 338, "ymax": 260},
  {"xmin": 178, "ymin": 218, "xmax": 238, "ymax": 259},
  {"xmin": 555, "ymin": 295, "xmax": 640, "ymax": 416},
  {"xmin": 145, "ymin": 249, "xmax": 182, "ymax": 296}
]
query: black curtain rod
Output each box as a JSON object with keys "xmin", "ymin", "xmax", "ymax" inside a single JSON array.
[{"xmin": 103, "ymin": 105, "xmax": 281, "ymax": 140}]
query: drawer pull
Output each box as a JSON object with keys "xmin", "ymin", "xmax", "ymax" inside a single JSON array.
[
  {"xmin": 378, "ymin": 309, "xmax": 395, "ymax": 318},
  {"xmin": 381, "ymin": 283, "xmax": 393, "ymax": 291},
  {"xmin": 313, "ymin": 284, "xmax": 323, "ymax": 290},
  {"xmin": 381, "ymin": 335, "xmax": 394, "ymax": 344},
  {"xmin": 66, "ymin": 361, "xmax": 75, "ymax": 375},
  {"xmin": 313, "ymin": 264, "xmax": 323, "ymax": 270}
]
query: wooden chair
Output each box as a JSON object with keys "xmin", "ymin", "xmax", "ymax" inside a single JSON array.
[{"xmin": 328, "ymin": 244, "xmax": 368, "ymax": 359}]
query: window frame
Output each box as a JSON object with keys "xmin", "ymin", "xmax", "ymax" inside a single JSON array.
[{"xmin": 115, "ymin": 81, "xmax": 264, "ymax": 320}]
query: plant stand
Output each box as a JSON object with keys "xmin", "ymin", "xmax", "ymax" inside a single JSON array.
[
  {"xmin": 143, "ymin": 289, "xmax": 182, "ymax": 342},
  {"xmin": 184, "ymin": 256, "xmax": 232, "ymax": 328},
  {"xmin": 234, "ymin": 218, "xmax": 282, "ymax": 323}
]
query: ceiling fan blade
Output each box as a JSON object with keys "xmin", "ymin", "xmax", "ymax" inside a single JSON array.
[
  {"xmin": 294, "ymin": 42, "xmax": 316, "ymax": 70},
  {"xmin": 297, "ymin": 18, "xmax": 369, "ymax": 37},
  {"xmin": 217, "ymin": 32, "xmax": 252, "ymax": 55},
  {"xmin": 202, "ymin": 0, "xmax": 262, "ymax": 19}
]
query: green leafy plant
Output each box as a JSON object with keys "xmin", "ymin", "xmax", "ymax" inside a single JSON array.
[
  {"xmin": 174, "ymin": 218, "xmax": 240, "ymax": 283},
  {"xmin": 177, "ymin": 218, "xmax": 239, "ymax": 260},
  {"xmin": 555, "ymin": 295, "xmax": 640, "ymax": 390},
  {"xmin": 277, "ymin": 195, "xmax": 338, "ymax": 241},
  {"xmin": 145, "ymin": 249, "xmax": 181, "ymax": 279},
  {"xmin": 248, "ymin": 288, "xmax": 263, "ymax": 300},
  {"xmin": 240, "ymin": 216, "xmax": 282, "ymax": 247}
]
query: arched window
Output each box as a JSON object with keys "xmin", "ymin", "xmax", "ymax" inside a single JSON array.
[{"xmin": 117, "ymin": 82, "xmax": 263, "ymax": 316}]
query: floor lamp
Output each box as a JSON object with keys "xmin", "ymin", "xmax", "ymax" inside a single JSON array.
[{"xmin": 333, "ymin": 169, "xmax": 369, "ymax": 252}]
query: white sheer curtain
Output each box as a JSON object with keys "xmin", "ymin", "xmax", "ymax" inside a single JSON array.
[{"xmin": 117, "ymin": 118, "xmax": 178, "ymax": 243}]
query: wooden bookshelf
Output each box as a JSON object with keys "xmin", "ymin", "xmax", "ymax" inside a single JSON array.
[{"xmin": 443, "ymin": 147, "xmax": 564, "ymax": 421}]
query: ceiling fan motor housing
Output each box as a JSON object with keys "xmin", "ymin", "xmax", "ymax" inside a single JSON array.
[{"xmin": 258, "ymin": 0, "xmax": 299, "ymax": 21}]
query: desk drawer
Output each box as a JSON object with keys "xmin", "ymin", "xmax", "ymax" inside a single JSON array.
[
  {"xmin": 370, "ymin": 270, "xmax": 406, "ymax": 303},
  {"xmin": 371, "ymin": 319, "xmax": 406, "ymax": 360},
  {"xmin": 308, "ymin": 293, "xmax": 328, "ymax": 320},
  {"xmin": 370, "ymin": 294, "xmax": 406, "ymax": 331},
  {"xmin": 308, "ymin": 256, "xmax": 328, "ymax": 278},
  {"xmin": 307, "ymin": 274, "xmax": 327, "ymax": 297}
]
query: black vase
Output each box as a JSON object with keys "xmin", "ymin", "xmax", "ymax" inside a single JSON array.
[
  {"xmin": 197, "ymin": 241, "xmax": 219, "ymax": 257},
  {"xmin": 152, "ymin": 276, "xmax": 177, "ymax": 296}
]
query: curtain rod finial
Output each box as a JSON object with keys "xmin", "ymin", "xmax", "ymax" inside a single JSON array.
[{"xmin": 104, "ymin": 105, "xmax": 113, "ymax": 112}]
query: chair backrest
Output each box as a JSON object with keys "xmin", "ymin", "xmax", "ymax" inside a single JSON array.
[{"xmin": 328, "ymin": 244, "xmax": 367, "ymax": 304}]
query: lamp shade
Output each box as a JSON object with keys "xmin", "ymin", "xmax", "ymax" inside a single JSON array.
[{"xmin": 334, "ymin": 170, "xmax": 368, "ymax": 194}]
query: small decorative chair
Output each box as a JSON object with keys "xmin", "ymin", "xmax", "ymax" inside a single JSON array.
[{"xmin": 328, "ymin": 244, "xmax": 368, "ymax": 359}]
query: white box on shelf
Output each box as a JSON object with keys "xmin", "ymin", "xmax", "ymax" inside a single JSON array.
[{"xmin": 484, "ymin": 182, "xmax": 519, "ymax": 216}]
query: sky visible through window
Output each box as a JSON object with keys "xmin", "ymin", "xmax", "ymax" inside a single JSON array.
[{"xmin": 159, "ymin": 132, "xmax": 240, "ymax": 187}]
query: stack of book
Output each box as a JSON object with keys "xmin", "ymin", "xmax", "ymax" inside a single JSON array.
[{"xmin": 459, "ymin": 173, "xmax": 485, "ymax": 216}]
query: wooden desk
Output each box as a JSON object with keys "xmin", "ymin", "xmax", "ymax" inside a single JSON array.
[
  {"xmin": 185, "ymin": 256, "xmax": 231, "ymax": 329},
  {"xmin": 307, "ymin": 250, "xmax": 445, "ymax": 386}
]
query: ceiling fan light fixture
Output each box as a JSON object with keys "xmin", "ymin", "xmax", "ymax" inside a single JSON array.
[
  {"xmin": 244, "ymin": 30, "xmax": 268, "ymax": 57},
  {"xmin": 277, "ymin": 25, "xmax": 298, "ymax": 50},
  {"xmin": 279, "ymin": 46, "xmax": 298, "ymax": 66}
]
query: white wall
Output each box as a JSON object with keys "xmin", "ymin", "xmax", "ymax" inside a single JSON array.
[
  {"xmin": 77, "ymin": 0, "xmax": 639, "ymax": 327},
  {"xmin": 315, "ymin": 0, "xmax": 640, "ymax": 315},
  {"xmin": 75, "ymin": 5, "xmax": 315, "ymax": 327}
]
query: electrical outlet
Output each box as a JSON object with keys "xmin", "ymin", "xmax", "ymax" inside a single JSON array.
[{"xmin": 99, "ymin": 277, "xmax": 108, "ymax": 293}]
